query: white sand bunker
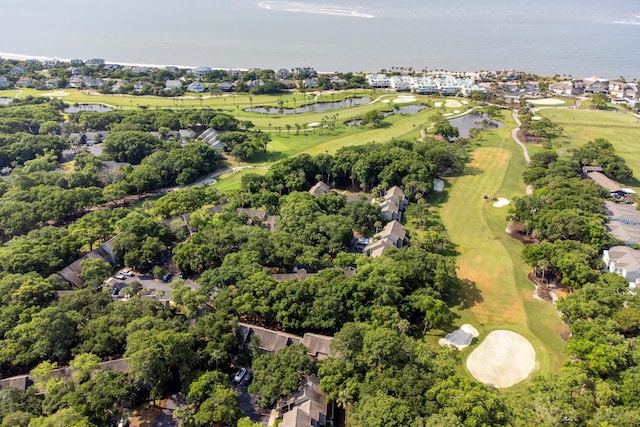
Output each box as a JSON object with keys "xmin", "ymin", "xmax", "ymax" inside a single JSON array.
[
  {"xmin": 434, "ymin": 102, "xmax": 443, "ymax": 107},
  {"xmin": 531, "ymin": 116, "xmax": 542, "ymax": 121},
  {"xmin": 529, "ymin": 98, "xmax": 565, "ymax": 105},
  {"xmin": 466, "ymin": 330, "xmax": 536, "ymax": 388},
  {"xmin": 307, "ymin": 122, "xmax": 320, "ymax": 127},
  {"xmin": 445, "ymin": 99, "xmax": 463, "ymax": 108},
  {"xmin": 41, "ymin": 90, "xmax": 69, "ymax": 97},
  {"xmin": 493, "ymin": 197, "xmax": 510, "ymax": 207},
  {"xmin": 443, "ymin": 113, "xmax": 452, "ymax": 117},
  {"xmin": 433, "ymin": 178, "xmax": 444, "ymax": 192},
  {"xmin": 381, "ymin": 99, "xmax": 390, "ymax": 103},
  {"xmin": 439, "ymin": 324, "xmax": 479, "ymax": 350},
  {"xmin": 393, "ymin": 95, "xmax": 416, "ymax": 104},
  {"xmin": 461, "ymin": 100, "xmax": 469, "ymax": 105},
  {"xmin": 454, "ymin": 110, "xmax": 460, "ymax": 113}
]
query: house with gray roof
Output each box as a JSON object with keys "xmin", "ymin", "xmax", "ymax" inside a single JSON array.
[
  {"xmin": 605, "ymin": 201, "xmax": 640, "ymax": 245},
  {"xmin": 364, "ymin": 220, "xmax": 408, "ymax": 258},
  {"xmin": 279, "ymin": 374, "xmax": 334, "ymax": 427},
  {"xmin": 58, "ymin": 236, "xmax": 118, "ymax": 287},
  {"xmin": 603, "ymin": 246, "xmax": 640, "ymax": 288},
  {"xmin": 309, "ymin": 181, "xmax": 330, "ymax": 196},
  {"xmin": 236, "ymin": 323, "xmax": 303, "ymax": 354}
]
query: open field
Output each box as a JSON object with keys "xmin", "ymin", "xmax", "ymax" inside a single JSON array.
[
  {"xmin": 431, "ymin": 111, "xmax": 568, "ymax": 390},
  {"xmin": 211, "ymin": 167, "xmax": 268, "ymax": 192},
  {"xmin": 538, "ymin": 108, "xmax": 640, "ymax": 189}
]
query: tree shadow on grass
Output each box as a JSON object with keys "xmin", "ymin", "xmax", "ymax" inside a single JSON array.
[
  {"xmin": 447, "ymin": 278, "xmax": 484, "ymax": 310},
  {"xmin": 252, "ymin": 151, "xmax": 287, "ymax": 163}
]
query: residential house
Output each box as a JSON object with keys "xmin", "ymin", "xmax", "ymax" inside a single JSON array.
[
  {"xmin": 246, "ymin": 79, "xmax": 264, "ymax": 89},
  {"xmin": 236, "ymin": 323, "xmax": 303, "ymax": 354},
  {"xmin": 294, "ymin": 67, "xmax": 317, "ymax": 78},
  {"xmin": 390, "ymin": 75, "xmax": 412, "ymax": 91},
  {"xmin": 42, "ymin": 58, "xmax": 59, "ymax": 69},
  {"xmin": 0, "ymin": 76, "xmax": 10, "ymax": 88},
  {"xmin": 309, "ymin": 181, "xmax": 330, "ymax": 196},
  {"xmin": 110, "ymin": 80, "xmax": 129, "ymax": 93},
  {"xmin": 583, "ymin": 77, "xmax": 610, "ymax": 95},
  {"xmin": 191, "ymin": 66, "xmax": 212, "ymax": 78},
  {"xmin": 104, "ymin": 63, "xmax": 122, "ymax": 72},
  {"xmin": 276, "ymin": 68, "xmax": 293, "ymax": 79},
  {"xmin": 364, "ymin": 220, "xmax": 408, "ymax": 258},
  {"xmin": 165, "ymin": 79, "xmax": 183, "ymax": 90},
  {"xmin": 85, "ymin": 58, "xmax": 105, "ymax": 68},
  {"xmin": 272, "ymin": 268, "xmax": 313, "ymax": 282},
  {"xmin": 44, "ymin": 78, "xmax": 61, "ymax": 89},
  {"xmin": 302, "ymin": 334, "xmax": 332, "ymax": 360},
  {"xmin": 57, "ymin": 236, "xmax": 118, "ymax": 288},
  {"xmin": 70, "ymin": 59, "xmax": 84, "ymax": 66},
  {"xmin": 413, "ymin": 77, "xmax": 438, "ymax": 94},
  {"xmin": 550, "ymin": 81, "xmax": 575, "ymax": 96},
  {"xmin": 70, "ymin": 66, "xmax": 82, "ymax": 75},
  {"xmin": 379, "ymin": 185, "xmax": 408, "ymax": 221},
  {"xmin": 187, "ymin": 81, "xmax": 206, "ymax": 93},
  {"xmin": 199, "ymin": 127, "xmax": 224, "ymax": 151},
  {"xmin": 303, "ymin": 78, "xmax": 319, "ymax": 88},
  {"xmin": 279, "ymin": 375, "xmax": 334, "ymax": 427},
  {"xmin": 217, "ymin": 82, "xmax": 235, "ymax": 92},
  {"xmin": 605, "ymin": 201, "xmax": 640, "ymax": 245},
  {"xmin": 367, "ymin": 73, "xmax": 390, "ymax": 88},
  {"xmin": 603, "ymin": 246, "xmax": 640, "ymax": 288},
  {"xmin": 133, "ymin": 81, "xmax": 151, "ymax": 91},
  {"xmin": 15, "ymin": 77, "xmax": 35, "ymax": 88},
  {"xmin": 584, "ymin": 168, "xmax": 636, "ymax": 198},
  {"xmin": 10, "ymin": 66, "xmax": 24, "ymax": 75}
]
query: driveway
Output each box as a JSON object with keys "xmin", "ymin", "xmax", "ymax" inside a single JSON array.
[{"xmin": 111, "ymin": 273, "xmax": 199, "ymax": 301}]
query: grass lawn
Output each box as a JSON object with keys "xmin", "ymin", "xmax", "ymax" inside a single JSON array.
[
  {"xmin": 429, "ymin": 111, "xmax": 567, "ymax": 390},
  {"xmin": 538, "ymin": 108, "xmax": 640, "ymax": 189},
  {"xmin": 210, "ymin": 167, "xmax": 268, "ymax": 192}
]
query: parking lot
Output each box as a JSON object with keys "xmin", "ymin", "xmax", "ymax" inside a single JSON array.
[{"xmin": 108, "ymin": 272, "xmax": 199, "ymax": 301}]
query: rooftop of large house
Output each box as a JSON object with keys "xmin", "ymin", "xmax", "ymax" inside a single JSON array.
[
  {"xmin": 606, "ymin": 222, "xmax": 640, "ymax": 245},
  {"xmin": 605, "ymin": 246, "xmax": 640, "ymax": 272},
  {"xmin": 57, "ymin": 236, "xmax": 118, "ymax": 287},
  {"xmin": 605, "ymin": 201, "xmax": 640, "ymax": 224},
  {"xmin": 236, "ymin": 323, "xmax": 333, "ymax": 360},
  {"xmin": 309, "ymin": 181, "xmax": 330, "ymax": 196},
  {"xmin": 585, "ymin": 170, "xmax": 635, "ymax": 194},
  {"xmin": 384, "ymin": 185, "xmax": 406, "ymax": 203},
  {"xmin": 279, "ymin": 374, "xmax": 331, "ymax": 427}
]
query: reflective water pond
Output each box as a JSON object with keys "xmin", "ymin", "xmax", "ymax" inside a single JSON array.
[
  {"xmin": 449, "ymin": 112, "xmax": 503, "ymax": 138},
  {"xmin": 245, "ymin": 97, "xmax": 371, "ymax": 115},
  {"xmin": 64, "ymin": 104, "xmax": 112, "ymax": 113}
]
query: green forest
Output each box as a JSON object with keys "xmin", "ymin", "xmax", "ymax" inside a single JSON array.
[{"xmin": 0, "ymin": 86, "xmax": 639, "ymax": 427}]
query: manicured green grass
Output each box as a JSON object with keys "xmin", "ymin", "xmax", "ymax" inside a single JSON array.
[
  {"xmin": 538, "ymin": 108, "xmax": 640, "ymax": 189},
  {"xmin": 210, "ymin": 167, "xmax": 268, "ymax": 192},
  {"xmin": 429, "ymin": 111, "xmax": 568, "ymax": 390},
  {"xmin": 0, "ymin": 90, "xmax": 21, "ymax": 98}
]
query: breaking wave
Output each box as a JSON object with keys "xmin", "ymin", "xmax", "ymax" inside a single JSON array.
[
  {"xmin": 613, "ymin": 15, "xmax": 640, "ymax": 26},
  {"xmin": 258, "ymin": 1, "xmax": 374, "ymax": 18}
]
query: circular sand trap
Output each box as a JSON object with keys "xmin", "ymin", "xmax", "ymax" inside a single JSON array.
[
  {"xmin": 392, "ymin": 95, "xmax": 416, "ymax": 104},
  {"xmin": 531, "ymin": 116, "xmax": 542, "ymax": 121},
  {"xmin": 493, "ymin": 197, "xmax": 510, "ymax": 207},
  {"xmin": 307, "ymin": 122, "xmax": 320, "ymax": 127},
  {"xmin": 433, "ymin": 178, "xmax": 444, "ymax": 192},
  {"xmin": 443, "ymin": 113, "xmax": 453, "ymax": 117},
  {"xmin": 454, "ymin": 110, "xmax": 460, "ymax": 113},
  {"xmin": 434, "ymin": 102, "xmax": 443, "ymax": 107},
  {"xmin": 381, "ymin": 99, "xmax": 390, "ymax": 103},
  {"xmin": 466, "ymin": 330, "xmax": 536, "ymax": 388},
  {"xmin": 529, "ymin": 98, "xmax": 564, "ymax": 105},
  {"xmin": 445, "ymin": 99, "xmax": 462, "ymax": 108},
  {"xmin": 439, "ymin": 324, "xmax": 479, "ymax": 350},
  {"xmin": 41, "ymin": 90, "xmax": 69, "ymax": 97}
]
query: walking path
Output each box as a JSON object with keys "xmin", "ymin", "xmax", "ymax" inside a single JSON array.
[{"xmin": 510, "ymin": 111, "xmax": 531, "ymax": 164}]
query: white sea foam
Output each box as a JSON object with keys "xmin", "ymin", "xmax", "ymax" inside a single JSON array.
[
  {"xmin": 613, "ymin": 15, "xmax": 640, "ymax": 25},
  {"xmin": 258, "ymin": 1, "xmax": 374, "ymax": 18}
]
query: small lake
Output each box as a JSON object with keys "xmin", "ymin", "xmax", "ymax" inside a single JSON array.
[
  {"xmin": 245, "ymin": 97, "xmax": 371, "ymax": 115},
  {"xmin": 64, "ymin": 104, "xmax": 112, "ymax": 113},
  {"xmin": 0, "ymin": 98, "xmax": 12, "ymax": 105},
  {"xmin": 449, "ymin": 112, "xmax": 503, "ymax": 139},
  {"xmin": 346, "ymin": 104, "xmax": 427, "ymax": 126}
]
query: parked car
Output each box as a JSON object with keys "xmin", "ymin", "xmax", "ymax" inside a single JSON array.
[
  {"xmin": 162, "ymin": 272, "xmax": 172, "ymax": 282},
  {"xmin": 120, "ymin": 269, "xmax": 134, "ymax": 277},
  {"xmin": 242, "ymin": 370, "xmax": 253, "ymax": 384},
  {"xmin": 233, "ymin": 368, "xmax": 247, "ymax": 384},
  {"xmin": 114, "ymin": 274, "xmax": 126, "ymax": 280}
]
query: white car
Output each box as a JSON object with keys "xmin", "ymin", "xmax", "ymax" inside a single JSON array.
[
  {"xmin": 120, "ymin": 269, "xmax": 134, "ymax": 277},
  {"xmin": 114, "ymin": 274, "xmax": 126, "ymax": 280},
  {"xmin": 233, "ymin": 368, "xmax": 247, "ymax": 384}
]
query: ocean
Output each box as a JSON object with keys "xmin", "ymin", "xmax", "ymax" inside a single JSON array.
[{"xmin": 1, "ymin": 0, "xmax": 639, "ymax": 79}]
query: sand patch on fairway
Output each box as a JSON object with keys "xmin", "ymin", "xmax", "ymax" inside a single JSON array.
[
  {"xmin": 41, "ymin": 90, "xmax": 69, "ymax": 97},
  {"xmin": 466, "ymin": 330, "xmax": 536, "ymax": 388},
  {"xmin": 381, "ymin": 99, "xmax": 390, "ymax": 103},
  {"xmin": 439, "ymin": 324, "xmax": 479, "ymax": 350},
  {"xmin": 445, "ymin": 99, "xmax": 463, "ymax": 108},
  {"xmin": 454, "ymin": 110, "xmax": 460, "ymax": 114},
  {"xmin": 493, "ymin": 198, "xmax": 510, "ymax": 207},
  {"xmin": 307, "ymin": 122, "xmax": 320, "ymax": 127},
  {"xmin": 443, "ymin": 113, "xmax": 452, "ymax": 117},
  {"xmin": 433, "ymin": 178, "xmax": 444, "ymax": 192},
  {"xmin": 461, "ymin": 100, "xmax": 469, "ymax": 105},
  {"xmin": 392, "ymin": 95, "xmax": 416, "ymax": 104},
  {"xmin": 434, "ymin": 102, "xmax": 443, "ymax": 107},
  {"xmin": 529, "ymin": 98, "xmax": 565, "ymax": 105}
]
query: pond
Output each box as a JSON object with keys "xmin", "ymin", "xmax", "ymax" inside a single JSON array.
[
  {"xmin": 345, "ymin": 104, "xmax": 428, "ymax": 126},
  {"xmin": 244, "ymin": 97, "xmax": 371, "ymax": 115},
  {"xmin": 64, "ymin": 104, "xmax": 112, "ymax": 113},
  {"xmin": 0, "ymin": 98, "xmax": 12, "ymax": 105},
  {"xmin": 448, "ymin": 112, "xmax": 503, "ymax": 139}
]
